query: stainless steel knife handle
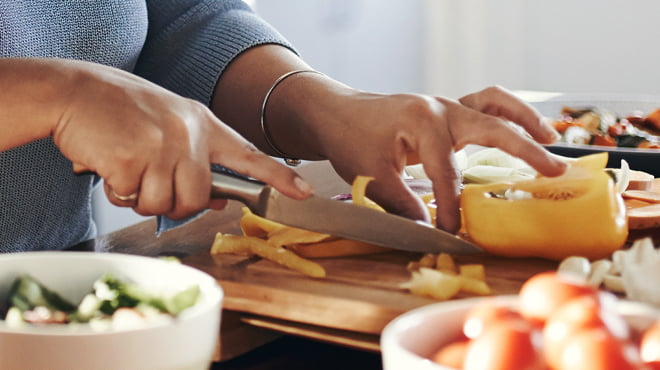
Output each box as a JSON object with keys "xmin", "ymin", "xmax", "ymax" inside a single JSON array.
[{"xmin": 210, "ymin": 168, "xmax": 270, "ymax": 214}]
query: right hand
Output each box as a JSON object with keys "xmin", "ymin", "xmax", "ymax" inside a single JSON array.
[
  {"xmin": 52, "ymin": 60, "xmax": 311, "ymax": 219},
  {"xmin": 309, "ymin": 86, "xmax": 566, "ymax": 233}
]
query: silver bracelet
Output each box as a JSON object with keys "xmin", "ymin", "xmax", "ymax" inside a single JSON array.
[{"xmin": 260, "ymin": 69, "xmax": 324, "ymax": 167}]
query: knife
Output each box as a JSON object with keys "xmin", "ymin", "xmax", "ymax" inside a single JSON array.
[{"xmin": 210, "ymin": 168, "xmax": 481, "ymax": 255}]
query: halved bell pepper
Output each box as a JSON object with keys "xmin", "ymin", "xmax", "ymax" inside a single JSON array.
[{"xmin": 460, "ymin": 153, "xmax": 628, "ymax": 261}]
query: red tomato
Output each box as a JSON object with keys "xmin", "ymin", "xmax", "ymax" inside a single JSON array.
[
  {"xmin": 607, "ymin": 122, "xmax": 627, "ymax": 137},
  {"xmin": 641, "ymin": 320, "xmax": 660, "ymax": 363},
  {"xmin": 591, "ymin": 134, "xmax": 617, "ymax": 147},
  {"xmin": 646, "ymin": 361, "xmax": 660, "ymax": 370},
  {"xmin": 555, "ymin": 327, "xmax": 642, "ymax": 370},
  {"xmin": 431, "ymin": 339, "xmax": 469, "ymax": 369},
  {"xmin": 543, "ymin": 292, "xmax": 630, "ymax": 368},
  {"xmin": 462, "ymin": 320, "xmax": 546, "ymax": 370},
  {"xmin": 646, "ymin": 108, "xmax": 660, "ymax": 130},
  {"xmin": 518, "ymin": 271, "xmax": 597, "ymax": 326},
  {"xmin": 552, "ymin": 119, "xmax": 574, "ymax": 134},
  {"xmin": 463, "ymin": 298, "xmax": 526, "ymax": 339}
]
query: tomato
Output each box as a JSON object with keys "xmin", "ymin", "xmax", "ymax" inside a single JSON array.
[
  {"xmin": 427, "ymin": 271, "xmax": 652, "ymax": 369},
  {"xmin": 641, "ymin": 320, "xmax": 660, "ymax": 363},
  {"xmin": 646, "ymin": 108, "xmax": 660, "ymax": 130},
  {"xmin": 608, "ymin": 122, "xmax": 627, "ymax": 137},
  {"xmin": 591, "ymin": 133, "xmax": 617, "ymax": 147},
  {"xmin": 552, "ymin": 119, "xmax": 575, "ymax": 134},
  {"xmin": 543, "ymin": 292, "xmax": 630, "ymax": 368},
  {"xmin": 462, "ymin": 320, "xmax": 545, "ymax": 370},
  {"xmin": 556, "ymin": 327, "xmax": 642, "ymax": 370},
  {"xmin": 431, "ymin": 339, "xmax": 469, "ymax": 369},
  {"xmin": 646, "ymin": 361, "xmax": 660, "ymax": 370},
  {"xmin": 462, "ymin": 298, "xmax": 526, "ymax": 339},
  {"xmin": 518, "ymin": 271, "xmax": 598, "ymax": 326}
]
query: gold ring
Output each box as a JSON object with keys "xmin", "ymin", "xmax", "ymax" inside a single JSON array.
[{"xmin": 112, "ymin": 190, "xmax": 138, "ymax": 201}]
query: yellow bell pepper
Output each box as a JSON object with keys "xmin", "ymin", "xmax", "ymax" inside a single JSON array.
[{"xmin": 460, "ymin": 153, "xmax": 628, "ymax": 261}]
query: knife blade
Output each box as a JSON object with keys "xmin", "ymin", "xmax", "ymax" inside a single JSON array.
[{"xmin": 210, "ymin": 168, "xmax": 481, "ymax": 255}]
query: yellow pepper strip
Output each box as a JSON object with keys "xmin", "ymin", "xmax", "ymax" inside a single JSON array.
[
  {"xmin": 459, "ymin": 264, "xmax": 486, "ymax": 281},
  {"xmin": 351, "ymin": 175, "xmax": 386, "ymax": 212},
  {"xmin": 401, "ymin": 253, "xmax": 492, "ymax": 300},
  {"xmin": 435, "ymin": 253, "xmax": 457, "ymax": 274},
  {"xmin": 210, "ymin": 232, "xmax": 251, "ymax": 256},
  {"xmin": 419, "ymin": 193, "xmax": 437, "ymax": 225},
  {"xmin": 247, "ymin": 243, "xmax": 326, "ymax": 278},
  {"xmin": 211, "ymin": 232, "xmax": 326, "ymax": 278},
  {"xmin": 400, "ymin": 268, "xmax": 463, "ymax": 300},
  {"xmin": 266, "ymin": 227, "xmax": 333, "ymax": 248},
  {"xmin": 460, "ymin": 153, "xmax": 628, "ymax": 261},
  {"xmin": 459, "ymin": 277, "xmax": 492, "ymax": 295},
  {"xmin": 239, "ymin": 207, "xmax": 285, "ymax": 237},
  {"xmin": 286, "ymin": 239, "xmax": 388, "ymax": 258}
]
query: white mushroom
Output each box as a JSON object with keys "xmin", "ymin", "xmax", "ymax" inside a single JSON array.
[
  {"xmin": 588, "ymin": 259, "xmax": 613, "ymax": 287},
  {"xmin": 557, "ymin": 256, "xmax": 591, "ymax": 282}
]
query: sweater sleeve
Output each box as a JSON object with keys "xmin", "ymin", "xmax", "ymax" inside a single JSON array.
[{"xmin": 134, "ymin": 0, "xmax": 296, "ymax": 105}]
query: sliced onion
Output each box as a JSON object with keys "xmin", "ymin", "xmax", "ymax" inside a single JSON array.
[{"xmin": 615, "ymin": 159, "xmax": 631, "ymax": 194}]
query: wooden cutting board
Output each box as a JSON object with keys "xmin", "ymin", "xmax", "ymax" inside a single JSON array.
[
  {"xmin": 184, "ymin": 249, "xmax": 558, "ymax": 336},
  {"xmin": 182, "ymin": 165, "xmax": 660, "ymax": 349},
  {"xmin": 183, "ymin": 173, "xmax": 660, "ymax": 338}
]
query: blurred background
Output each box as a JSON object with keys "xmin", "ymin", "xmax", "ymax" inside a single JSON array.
[{"xmin": 93, "ymin": 0, "xmax": 660, "ymax": 234}]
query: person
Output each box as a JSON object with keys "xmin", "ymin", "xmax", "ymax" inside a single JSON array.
[{"xmin": 0, "ymin": 0, "xmax": 566, "ymax": 253}]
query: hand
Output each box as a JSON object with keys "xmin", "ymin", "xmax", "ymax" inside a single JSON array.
[
  {"xmin": 52, "ymin": 61, "xmax": 311, "ymax": 219},
  {"xmin": 316, "ymin": 86, "xmax": 567, "ymax": 233}
]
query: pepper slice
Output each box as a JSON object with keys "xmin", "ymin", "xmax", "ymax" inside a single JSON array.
[{"xmin": 460, "ymin": 153, "xmax": 628, "ymax": 261}]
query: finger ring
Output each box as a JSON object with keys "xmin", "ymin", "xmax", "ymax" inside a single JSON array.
[{"xmin": 112, "ymin": 190, "xmax": 138, "ymax": 201}]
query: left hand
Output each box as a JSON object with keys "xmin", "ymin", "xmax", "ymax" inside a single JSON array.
[{"xmin": 313, "ymin": 86, "xmax": 567, "ymax": 233}]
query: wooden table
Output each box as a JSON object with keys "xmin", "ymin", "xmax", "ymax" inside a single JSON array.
[{"xmin": 71, "ymin": 161, "xmax": 658, "ymax": 369}]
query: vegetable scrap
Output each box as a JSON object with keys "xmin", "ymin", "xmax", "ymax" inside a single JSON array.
[
  {"xmin": 400, "ymin": 253, "xmax": 491, "ymax": 300},
  {"xmin": 209, "ymin": 175, "xmax": 390, "ymax": 278},
  {"xmin": 211, "ymin": 231, "xmax": 327, "ymax": 278}
]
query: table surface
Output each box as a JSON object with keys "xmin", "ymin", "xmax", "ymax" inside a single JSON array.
[{"xmin": 70, "ymin": 160, "xmax": 659, "ymax": 370}]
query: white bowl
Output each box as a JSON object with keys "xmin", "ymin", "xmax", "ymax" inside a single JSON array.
[
  {"xmin": 381, "ymin": 295, "xmax": 660, "ymax": 370},
  {"xmin": 0, "ymin": 251, "xmax": 223, "ymax": 370}
]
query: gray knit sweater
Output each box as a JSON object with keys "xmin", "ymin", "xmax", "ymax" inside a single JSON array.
[{"xmin": 0, "ymin": 0, "xmax": 293, "ymax": 252}]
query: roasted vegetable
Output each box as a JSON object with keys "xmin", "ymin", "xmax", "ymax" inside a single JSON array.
[{"xmin": 552, "ymin": 106, "xmax": 660, "ymax": 149}]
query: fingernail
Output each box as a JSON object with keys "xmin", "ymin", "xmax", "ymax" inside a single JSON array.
[
  {"xmin": 552, "ymin": 157, "xmax": 569, "ymax": 173},
  {"xmin": 294, "ymin": 176, "xmax": 312, "ymax": 195},
  {"xmin": 542, "ymin": 117, "xmax": 562, "ymax": 141},
  {"xmin": 551, "ymin": 129, "xmax": 562, "ymax": 141}
]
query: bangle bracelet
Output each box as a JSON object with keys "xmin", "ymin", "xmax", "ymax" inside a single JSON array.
[{"xmin": 260, "ymin": 69, "xmax": 324, "ymax": 167}]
